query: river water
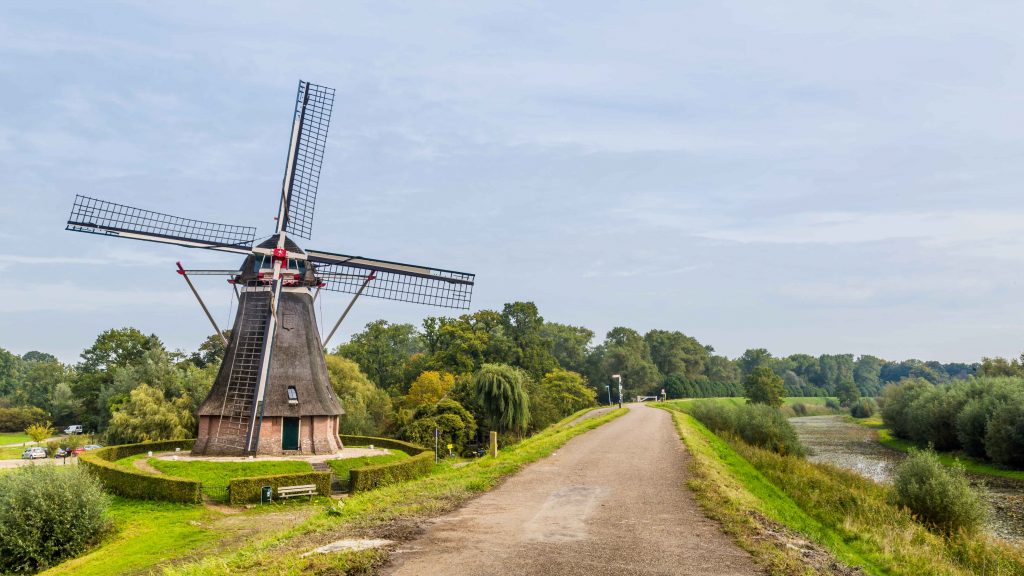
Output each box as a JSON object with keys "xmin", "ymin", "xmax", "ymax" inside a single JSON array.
[{"xmin": 790, "ymin": 415, "xmax": 1024, "ymax": 543}]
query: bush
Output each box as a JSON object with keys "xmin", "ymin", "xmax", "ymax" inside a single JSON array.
[
  {"xmin": 791, "ymin": 402, "xmax": 808, "ymax": 416},
  {"xmin": 881, "ymin": 379, "xmax": 932, "ymax": 439},
  {"xmin": 0, "ymin": 465, "xmax": 109, "ymax": 573},
  {"xmin": 905, "ymin": 385, "xmax": 967, "ymax": 451},
  {"xmin": 734, "ymin": 404, "xmax": 804, "ymax": 457},
  {"xmin": 984, "ymin": 400, "xmax": 1024, "ymax": 467},
  {"xmin": 850, "ymin": 398, "xmax": 877, "ymax": 418},
  {"xmin": 78, "ymin": 439, "xmax": 202, "ymax": 503},
  {"xmin": 687, "ymin": 400, "xmax": 737, "ymax": 435},
  {"xmin": 228, "ymin": 472, "xmax": 332, "ymax": 505},
  {"xmin": 891, "ymin": 449, "xmax": 986, "ymax": 535},
  {"xmin": 688, "ymin": 401, "xmax": 803, "ymax": 456},
  {"xmin": 824, "ymin": 398, "xmax": 841, "ymax": 411}
]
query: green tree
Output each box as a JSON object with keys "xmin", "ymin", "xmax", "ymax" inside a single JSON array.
[
  {"xmin": 527, "ymin": 369, "xmax": 596, "ymax": 430},
  {"xmin": 744, "ymin": 366, "xmax": 784, "ymax": 408},
  {"xmin": 500, "ymin": 302, "xmax": 558, "ymax": 378},
  {"xmin": 818, "ymin": 354, "xmax": 855, "ymax": 393},
  {"xmin": 474, "ymin": 363, "xmax": 530, "ymax": 434},
  {"xmin": 737, "ymin": 348, "xmax": 772, "ymax": 376},
  {"xmin": 0, "ymin": 348, "xmax": 23, "ymax": 399},
  {"xmin": 541, "ymin": 322, "xmax": 594, "ymax": 373},
  {"xmin": 587, "ymin": 327, "xmax": 660, "ymax": 399},
  {"xmin": 837, "ymin": 379, "xmax": 860, "ymax": 407},
  {"xmin": 644, "ymin": 330, "xmax": 709, "ymax": 380},
  {"xmin": 105, "ymin": 384, "xmax": 192, "ymax": 445},
  {"xmin": 325, "ymin": 355, "xmax": 393, "ymax": 436},
  {"xmin": 854, "ymin": 355, "xmax": 883, "ymax": 396},
  {"xmin": 704, "ymin": 355, "xmax": 742, "ymax": 390},
  {"xmin": 72, "ymin": 328, "xmax": 160, "ymax": 432},
  {"xmin": 399, "ymin": 399, "xmax": 477, "ymax": 455},
  {"xmin": 188, "ymin": 331, "xmax": 229, "ymax": 368},
  {"xmin": 422, "ymin": 311, "xmax": 514, "ymax": 375},
  {"xmin": 334, "ymin": 320, "xmax": 423, "ymax": 395}
]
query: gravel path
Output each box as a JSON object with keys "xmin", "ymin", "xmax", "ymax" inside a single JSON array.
[{"xmin": 384, "ymin": 404, "xmax": 759, "ymax": 576}]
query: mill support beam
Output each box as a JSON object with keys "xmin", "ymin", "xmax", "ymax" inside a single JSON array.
[{"xmin": 177, "ymin": 262, "xmax": 228, "ymax": 347}]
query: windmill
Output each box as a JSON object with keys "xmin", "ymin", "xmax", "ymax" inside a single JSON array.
[{"xmin": 65, "ymin": 80, "xmax": 475, "ymax": 455}]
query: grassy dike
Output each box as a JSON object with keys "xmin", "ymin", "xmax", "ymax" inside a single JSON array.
[
  {"xmin": 157, "ymin": 407, "xmax": 627, "ymax": 576},
  {"xmin": 663, "ymin": 406, "xmax": 1024, "ymax": 576}
]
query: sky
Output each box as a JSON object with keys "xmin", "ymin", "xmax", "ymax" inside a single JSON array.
[{"xmin": 2, "ymin": 1, "xmax": 1023, "ymax": 364}]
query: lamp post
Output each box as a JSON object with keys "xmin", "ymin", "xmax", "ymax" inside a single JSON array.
[
  {"xmin": 605, "ymin": 385, "xmax": 611, "ymax": 406},
  {"xmin": 611, "ymin": 374, "xmax": 623, "ymax": 409}
]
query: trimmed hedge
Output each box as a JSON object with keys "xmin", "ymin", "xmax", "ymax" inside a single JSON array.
[
  {"xmin": 339, "ymin": 434, "xmax": 429, "ymax": 455},
  {"xmin": 349, "ymin": 451, "xmax": 434, "ymax": 493},
  {"xmin": 227, "ymin": 472, "xmax": 331, "ymax": 505},
  {"xmin": 339, "ymin": 434, "xmax": 435, "ymax": 493},
  {"xmin": 78, "ymin": 439, "xmax": 202, "ymax": 504}
]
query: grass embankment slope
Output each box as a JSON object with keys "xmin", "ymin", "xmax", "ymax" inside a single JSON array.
[
  {"xmin": 662, "ymin": 405, "xmax": 1024, "ymax": 576},
  {"xmin": 164, "ymin": 407, "xmax": 627, "ymax": 576},
  {"xmin": 855, "ymin": 416, "xmax": 1024, "ymax": 482}
]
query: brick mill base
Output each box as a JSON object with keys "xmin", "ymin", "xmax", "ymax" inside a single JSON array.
[{"xmin": 192, "ymin": 414, "xmax": 343, "ymax": 456}]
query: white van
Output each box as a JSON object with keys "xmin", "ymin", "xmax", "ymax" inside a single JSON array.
[{"xmin": 64, "ymin": 425, "xmax": 83, "ymax": 435}]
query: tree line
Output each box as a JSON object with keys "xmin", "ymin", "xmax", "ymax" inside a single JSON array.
[{"xmin": 0, "ymin": 300, "xmax": 996, "ymax": 453}]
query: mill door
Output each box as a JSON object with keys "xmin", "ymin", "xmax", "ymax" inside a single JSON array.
[{"xmin": 282, "ymin": 417, "xmax": 300, "ymax": 451}]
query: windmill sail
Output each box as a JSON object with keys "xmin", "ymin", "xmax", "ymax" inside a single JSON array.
[
  {"xmin": 307, "ymin": 249, "xmax": 475, "ymax": 309},
  {"xmin": 66, "ymin": 195, "xmax": 256, "ymax": 253},
  {"xmin": 277, "ymin": 80, "xmax": 334, "ymax": 240}
]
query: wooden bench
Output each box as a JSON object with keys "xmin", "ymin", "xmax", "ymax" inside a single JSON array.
[{"xmin": 276, "ymin": 484, "xmax": 317, "ymax": 501}]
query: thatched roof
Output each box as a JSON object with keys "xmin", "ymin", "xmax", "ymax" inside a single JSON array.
[{"xmin": 198, "ymin": 288, "xmax": 343, "ymax": 418}]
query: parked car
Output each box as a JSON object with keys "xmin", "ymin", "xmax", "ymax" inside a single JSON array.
[
  {"xmin": 70, "ymin": 447, "xmax": 86, "ymax": 456},
  {"xmin": 64, "ymin": 424, "xmax": 84, "ymax": 435},
  {"xmin": 83, "ymin": 444, "xmax": 103, "ymax": 451},
  {"xmin": 21, "ymin": 447, "xmax": 47, "ymax": 459},
  {"xmin": 55, "ymin": 447, "xmax": 69, "ymax": 458}
]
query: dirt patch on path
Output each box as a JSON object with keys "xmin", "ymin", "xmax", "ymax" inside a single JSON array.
[{"xmin": 383, "ymin": 404, "xmax": 760, "ymax": 576}]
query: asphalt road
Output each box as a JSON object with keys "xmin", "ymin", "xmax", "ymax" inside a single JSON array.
[{"xmin": 384, "ymin": 404, "xmax": 760, "ymax": 576}]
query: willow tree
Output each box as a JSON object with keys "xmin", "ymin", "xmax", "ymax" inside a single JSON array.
[{"xmin": 474, "ymin": 363, "xmax": 530, "ymax": 434}]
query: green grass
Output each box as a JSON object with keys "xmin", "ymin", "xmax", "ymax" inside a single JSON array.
[
  {"xmin": 0, "ymin": 445, "xmax": 32, "ymax": 459},
  {"xmin": 39, "ymin": 498, "xmax": 220, "ymax": 576},
  {"xmin": 664, "ymin": 406, "xmax": 1024, "ymax": 576},
  {"xmin": 149, "ymin": 459, "xmax": 313, "ymax": 503},
  {"xmin": 0, "ymin": 432, "xmax": 34, "ymax": 445},
  {"xmin": 326, "ymin": 451, "xmax": 409, "ymax": 491},
  {"xmin": 162, "ymin": 407, "xmax": 628, "ymax": 576}
]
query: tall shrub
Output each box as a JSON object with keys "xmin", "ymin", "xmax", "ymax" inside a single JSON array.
[
  {"xmin": 891, "ymin": 449, "xmax": 986, "ymax": 535},
  {"xmin": 984, "ymin": 400, "xmax": 1024, "ymax": 467},
  {"xmin": 735, "ymin": 404, "xmax": 804, "ymax": 456},
  {"xmin": 881, "ymin": 378, "xmax": 932, "ymax": 439},
  {"xmin": 0, "ymin": 465, "xmax": 109, "ymax": 573},
  {"xmin": 905, "ymin": 385, "xmax": 967, "ymax": 451}
]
